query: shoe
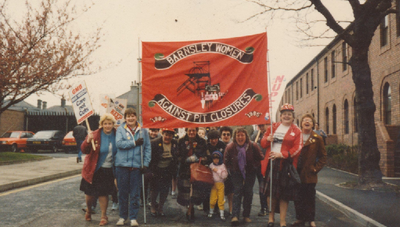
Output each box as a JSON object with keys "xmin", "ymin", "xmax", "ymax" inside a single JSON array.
[
  {"xmin": 267, "ymin": 222, "xmax": 274, "ymax": 227},
  {"xmin": 309, "ymin": 221, "xmax": 317, "ymax": 227},
  {"xmin": 99, "ymin": 216, "xmax": 108, "ymax": 226},
  {"xmin": 208, "ymin": 213, "xmax": 213, "ymax": 218},
  {"xmin": 85, "ymin": 212, "xmax": 91, "ymax": 221},
  {"xmin": 130, "ymin": 219, "xmax": 139, "ymax": 227},
  {"xmin": 258, "ymin": 209, "xmax": 267, "ymax": 216},
  {"xmin": 243, "ymin": 217, "xmax": 251, "ymax": 223},
  {"xmin": 82, "ymin": 208, "xmax": 95, "ymax": 214},
  {"xmin": 231, "ymin": 217, "xmax": 239, "ymax": 226},
  {"xmin": 111, "ymin": 202, "xmax": 118, "ymax": 211},
  {"xmin": 77, "ymin": 157, "xmax": 79, "ymax": 163},
  {"xmin": 197, "ymin": 205, "xmax": 203, "ymax": 211},
  {"xmin": 220, "ymin": 215, "xmax": 225, "ymax": 221},
  {"xmin": 116, "ymin": 218, "xmax": 125, "ymax": 226},
  {"xmin": 291, "ymin": 220, "xmax": 305, "ymax": 226}
]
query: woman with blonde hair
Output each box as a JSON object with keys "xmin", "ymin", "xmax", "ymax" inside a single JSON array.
[{"xmin": 80, "ymin": 113, "xmax": 117, "ymax": 226}]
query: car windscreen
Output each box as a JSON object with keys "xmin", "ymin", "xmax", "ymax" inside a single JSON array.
[
  {"xmin": 32, "ymin": 131, "xmax": 54, "ymax": 139},
  {"xmin": 1, "ymin": 132, "xmax": 19, "ymax": 138}
]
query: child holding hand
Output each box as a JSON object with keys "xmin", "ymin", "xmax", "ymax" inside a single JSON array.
[{"xmin": 208, "ymin": 150, "xmax": 228, "ymax": 220}]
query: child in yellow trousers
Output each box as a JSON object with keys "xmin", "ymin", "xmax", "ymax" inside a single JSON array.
[{"xmin": 209, "ymin": 151, "xmax": 228, "ymax": 220}]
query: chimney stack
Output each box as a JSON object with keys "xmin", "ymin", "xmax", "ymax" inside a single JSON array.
[
  {"xmin": 42, "ymin": 101, "xmax": 47, "ymax": 110},
  {"xmin": 61, "ymin": 97, "xmax": 66, "ymax": 108},
  {"xmin": 37, "ymin": 99, "xmax": 42, "ymax": 109}
]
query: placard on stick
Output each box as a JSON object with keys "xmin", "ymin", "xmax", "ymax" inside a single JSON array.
[{"xmin": 69, "ymin": 81, "xmax": 95, "ymax": 150}]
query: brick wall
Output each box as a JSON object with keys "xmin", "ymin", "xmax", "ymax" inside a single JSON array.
[
  {"xmin": 0, "ymin": 110, "xmax": 25, "ymax": 135},
  {"xmin": 280, "ymin": 11, "xmax": 400, "ymax": 176}
]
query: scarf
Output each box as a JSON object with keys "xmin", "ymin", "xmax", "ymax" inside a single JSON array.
[{"xmin": 237, "ymin": 143, "xmax": 247, "ymax": 179}]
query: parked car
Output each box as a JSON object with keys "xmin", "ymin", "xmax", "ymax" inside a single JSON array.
[
  {"xmin": 62, "ymin": 131, "xmax": 77, "ymax": 153},
  {"xmin": 0, "ymin": 131, "xmax": 35, "ymax": 152},
  {"xmin": 26, "ymin": 130, "xmax": 65, "ymax": 153}
]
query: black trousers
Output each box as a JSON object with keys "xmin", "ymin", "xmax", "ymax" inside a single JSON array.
[{"xmin": 294, "ymin": 183, "xmax": 316, "ymax": 222}]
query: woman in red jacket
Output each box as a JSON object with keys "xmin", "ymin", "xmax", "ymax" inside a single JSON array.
[
  {"xmin": 80, "ymin": 114, "xmax": 117, "ymax": 226},
  {"xmin": 261, "ymin": 104, "xmax": 303, "ymax": 227}
]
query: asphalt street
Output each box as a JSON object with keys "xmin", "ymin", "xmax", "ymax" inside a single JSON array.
[{"xmin": 0, "ymin": 174, "xmax": 365, "ymax": 227}]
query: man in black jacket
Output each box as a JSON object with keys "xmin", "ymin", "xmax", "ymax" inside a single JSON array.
[{"xmin": 149, "ymin": 128, "xmax": 178, "ymax": 217}]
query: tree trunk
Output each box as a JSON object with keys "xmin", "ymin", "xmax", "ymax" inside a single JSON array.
[{"xmin": 351, "ymin": 45, "xmax": 383, "ymax": 186}]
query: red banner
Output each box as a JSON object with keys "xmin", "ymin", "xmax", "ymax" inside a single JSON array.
[{"xmin": 142, "ymin": 32, "xmax": 270, "ymax": 128}]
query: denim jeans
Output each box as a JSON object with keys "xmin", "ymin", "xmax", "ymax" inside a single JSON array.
[
  {"xmin": 76, "ymin": 140, "xmax": 83, "ymax": 161},
  {"xmin": 231, "ymin": 172, "xmax": 256, "ymax": 218},
  {"xmin": 116, "ymin": 167, "xmax": 141, "ymax": 220}
]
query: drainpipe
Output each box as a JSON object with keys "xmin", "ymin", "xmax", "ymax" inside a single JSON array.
[{"xmin": 316, "ymin": 57, "xmax": 320, "ymax": 124}]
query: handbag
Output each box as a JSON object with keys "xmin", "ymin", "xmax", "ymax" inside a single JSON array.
[
  {"xmin": 280, "ymin": 151, "xmax": 301, "ymax": 188},
  {"xmin": 190, "ymin": 158, "xmax": 214, "ymax": 185}
]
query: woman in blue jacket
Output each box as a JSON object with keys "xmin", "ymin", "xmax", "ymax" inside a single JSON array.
[{"xmin": 115, "ymin": 108, "xmax": 151, "ymax": 227}]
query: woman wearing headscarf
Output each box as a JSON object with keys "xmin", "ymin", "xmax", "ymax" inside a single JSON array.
[
  {"xmin": 80, "ymin": 113, "xmax": 117, "ymax": 226},
  {"xmin": 176, "ymin": 127, "xmax": 210, "ymax": 222},
  {"xmin": 224, "ymin": 127, "xmax": 264, "ymax": 225},
  {"xmin": 261, "ymin": 103, "xmax": 303, "ymax": 227},
  {"xmin": 292, "ymin": 114, "xmax": 326, "ymax": 227}
]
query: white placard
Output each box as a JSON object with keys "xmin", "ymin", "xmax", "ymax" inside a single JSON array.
[
  {"xmin": 69, "ymin": 81, "xmax": 94, "ymax": 124},
  {"xmin": 107, "ymin": 98, "xmax": 127, "ymax": 125}
]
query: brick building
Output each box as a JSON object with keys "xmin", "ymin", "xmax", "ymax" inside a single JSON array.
[{"xmin": 279, "ymin": 7, "xmax": 400, "ymax": 176}]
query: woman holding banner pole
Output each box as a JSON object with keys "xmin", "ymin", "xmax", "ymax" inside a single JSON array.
[
  {"xmin": 115, "ymin": 108, "xmax": 151, "ymax": 227},
  {"xmin": 261, "ymin": 104, "xmax": 303, "ymax": 227},
  {"xmin": 79, "ymin": 113, "xmax": 117, "ymax": 226}
]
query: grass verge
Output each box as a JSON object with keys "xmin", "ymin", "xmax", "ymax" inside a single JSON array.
[{"xmin": 0, "ymin": 152, "xmax": 51, "ymax": 165}]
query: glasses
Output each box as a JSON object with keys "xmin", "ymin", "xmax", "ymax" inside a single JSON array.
[
  {"xmin": 302, "ymin": 119, "xmax": 313, "ymax": 123},
  {"xmin": 222, "ymin": 133, "xmax": 230, "ymax": 136}
]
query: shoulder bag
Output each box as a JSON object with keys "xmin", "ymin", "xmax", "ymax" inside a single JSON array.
[
  {"xmin": 280, "ymin": 151, "xmax": 301, "ymax": 188},
  {"xmin": 190, "ymin": 158, "xmax": 214, "ymax": 185}
]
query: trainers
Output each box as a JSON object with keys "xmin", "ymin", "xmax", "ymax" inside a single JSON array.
[
  {"xmin": 130, "ymin": 219, "xmax": 139, "ymax": 227},
  {"xmin": 112, "ymin": 202, "xmax": 118, "ymax": 211},
  {"xmin": 231, "ymin": 217, "xmax": 239, "ymax": 226},
  {"xmin": 197, "ymin": 205, "xmax": 203, "ymax": 211},
  {"xmin": 243, "ymin": 217, "xmax": 252, "ymax": 223},
  {"xmin": 220, "ymin": 210, "xmax": 225, "ymax": 221},
  {"xmin": 258, "ymin": 209, "xmax": 267, "ymax": 216},
  {"xmin": 116, "ymin": 218, "xmax": 125, "ymax": 226}
]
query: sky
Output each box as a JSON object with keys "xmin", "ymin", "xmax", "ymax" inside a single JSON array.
[{"xmin": 17, "ymin": 0, "xmax": 352, "ymax": 112}]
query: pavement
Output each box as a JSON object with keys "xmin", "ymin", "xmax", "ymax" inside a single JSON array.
[{"xmin": 1, "ymin": 156, "xmax": 400, "ymax": 227}]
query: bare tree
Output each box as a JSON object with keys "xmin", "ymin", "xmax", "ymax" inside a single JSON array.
[
  {"xmin": 0, "ymin": 0, "xmax": 101, "ymax": 115},
  {"xmin": 248, "ymin": 0, "xmax": 397, "ymax": 187}
]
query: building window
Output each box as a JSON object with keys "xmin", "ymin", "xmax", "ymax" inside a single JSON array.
[
  {"xmin": 332, "ymin": 104, "xmax": 337, "ymax": 134},
  {"xmin": 306, "ymin": 73, "xmax": 309, "ymax": 94},
  {"xmin": 354, "ymin": 97, "xmax": 358, "ymax": 132},
  {"xmin": 383, "ymin": 83, "xmax": 391, "ymax": 124},
  {"xmin": 288, "ymin": 88, "xmax": 290, "ymax": 103},
  {"xmin": 296, "ymin": 81, "xmax": 299, "ymax": 100},
  {"xmin": 380, "ymin": 16, "xmax": 389, "ymax": 47},
  {"xmin": 324, "ymin": 57, "xmax": 328, "ymax": 83},
  {"xmin": 344, "ymin": 100, "xmax": 349, "ymax": 134},
  {"xmin": 397, "ymin": 0, "xmax": 400, "ymax": 37},
  {"xmin": 331, "ymin": 51, "xmax": 336, "ymax": 78},
  {"xmin": 342, "ymin": 42, "xmax": 347, "ymax": 71},
  {"xmin": 300, "ymin": 78, "xmax": 303, "ymax": 98},
  {"xmin": 311, "ymin": 69, "xmax": 314, "ymax": 91},
  {"xmin": 325, "ymin": 107, "xmax": 329, "ymax": 134}
]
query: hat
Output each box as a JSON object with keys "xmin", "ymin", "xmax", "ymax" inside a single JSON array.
[
  {"xmin": 280, "ymin": 103, "xmax": 294, "ymax": 112},
  {"xmin": 162, "ymin": 128, "xmax": 175, "ymax": 133}
]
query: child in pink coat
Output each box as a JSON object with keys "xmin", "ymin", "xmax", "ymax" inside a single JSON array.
[{"xmin": 208, "ymin": 150, "xmax": 228, "ymax": 220}]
